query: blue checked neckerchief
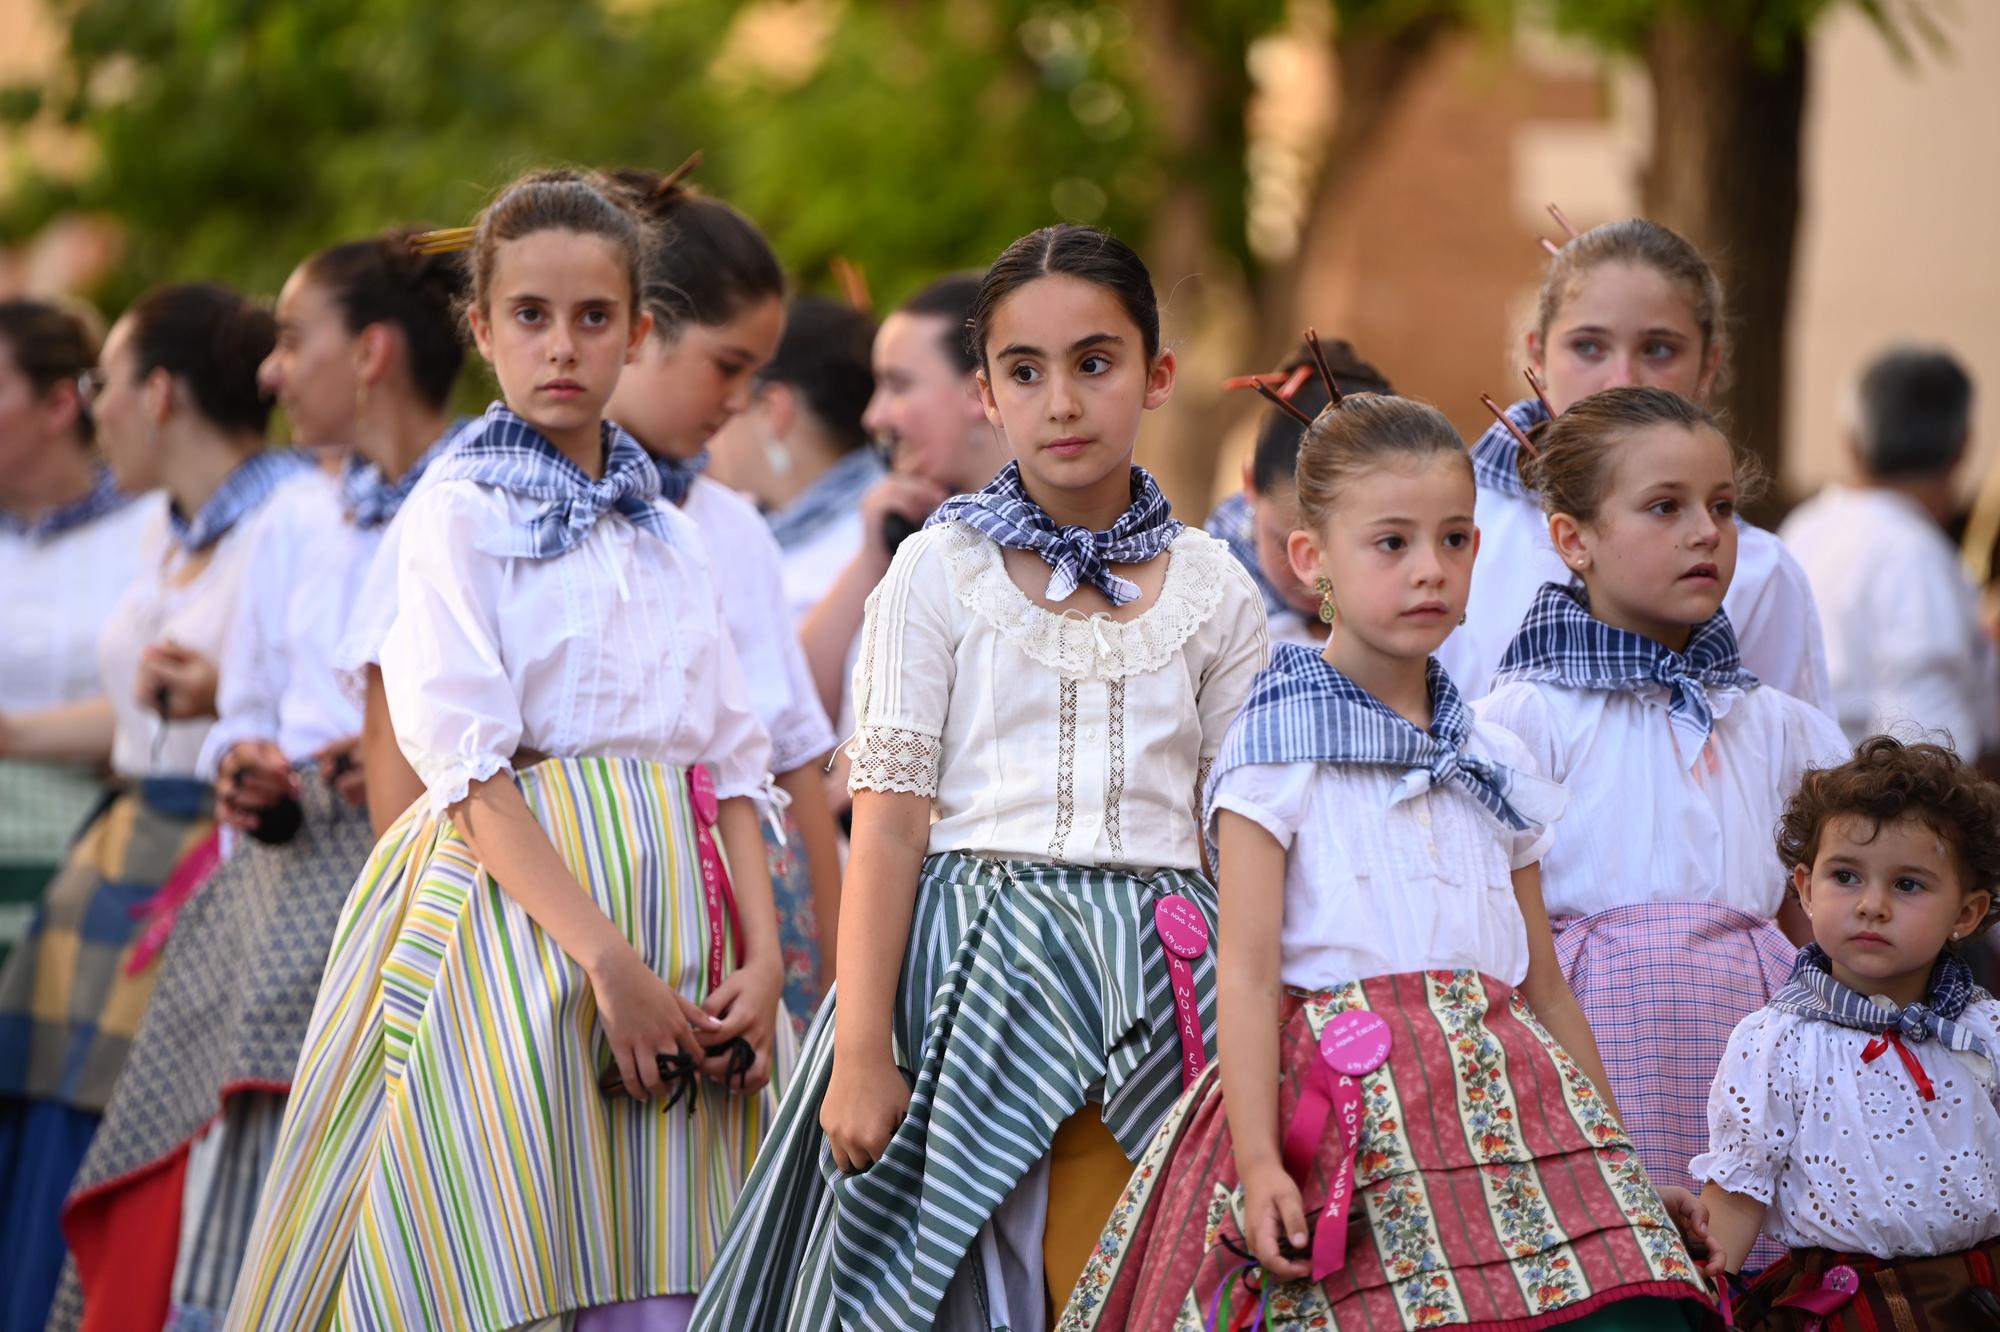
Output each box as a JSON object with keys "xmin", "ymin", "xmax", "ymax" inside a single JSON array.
[
  {"xmin": 651, "ymin": 448, "xmax": 708, "ymax": 508},
  {"xmin": 168, "ymin": 449, "xmax": 314, "ymax": 553},
  {"xmin": 925, "ymin": 460, "xmax": 1183, "ymax": 606},
  {"xmin": 1204, "ymin": 490, "xmax": 1285, "ymax": 616},
  {"xmin": 1469, "ymin": 396, "xmax": 1549, "ymax": 499},
  {"xmin": 1768, "ymin": 943, "xmax": 1991, "ymax": 1062},
  {"xmin": 340, "ymin": 418, "xmax": 469, "ymax": 531},
  {"xmin": 0, "ymin": 466, "xmax": 134, "ymax": 541},
  {"xmin": 767, "ymin": 448, "xmax": 885, "ymax": 552},
  {"xmin": 1495, "ymin": 582, "xmax": 1757, "ymax": 763},
  {"xmin": 1205, "ymin": 642, "xmax": 1567, "ymax": 855},
  {"xmin": 425, "ymin": 402, "xmax": 676, "ymax": 558}
]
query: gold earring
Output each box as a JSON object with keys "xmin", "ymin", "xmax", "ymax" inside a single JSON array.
[
  {"xmin": 1459, "ymin": 610, "xmax": 1467, "ymax": 626},
  {"xmin": 1315, "ymin": 576, "xmax": 1337, "ymax": 625}
]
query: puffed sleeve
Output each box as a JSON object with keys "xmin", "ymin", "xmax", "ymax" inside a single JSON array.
[
  {"xmin": 1196, "ymin": 553, "xmax": 1273, "ymax": 759},
  {"xmin": 1473, "ymin": 681, "xmax": 1566, "ymax": 786},
  {"xmin": 700, "ymin": 580, "xmax": 777, "ymax": 801},
  {"xmin": 1474, "ymin": 718, "xmax": 1562, "ymax": 869},
  {"xmin": 845, "ymin": 528, "xmax": 957, "ymax": 797},
  {"xmin": 1689, "ymin": 1008, "xmax": 1803, "ymax": 1201},
  {"xmin": 378, "ymin": 483, "xmax": 523, "ymax": 814},
  {"xmin": 197, "ymin": 512, "xmax": 296, "ymax": 778},
  {"xmin": 1208, "ymin": 758, "xmax": 1315, "ymax": 850}
]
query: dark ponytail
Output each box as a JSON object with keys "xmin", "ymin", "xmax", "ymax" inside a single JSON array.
[
  {"xmin": 126, "ymin": 282, "xmax": 276, "ymax": 434},
  {"xmin": 603, "ymin": 166, "xmax": 785, "ymax": 336},
  {"xmin": 756, "ymin": 296, "xmax": 876, "ymax": 453},
  {"xmin": 304, "ymin": 228, "xmax": 469, "ymax": 409}
]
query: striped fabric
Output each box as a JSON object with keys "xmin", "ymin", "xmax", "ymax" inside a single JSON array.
[
  {"xmin": 1769, "ymin": 942, "xmax": 1989, "ymax": 1058},
  {"xmin": 339, "ymin": 421, "xmax": 466, "ymax": 530},
  {"xmin": 1207, "ymin": 643, "xmax": 1566, "ymax": 839},
  {"xmin": 228, "ymin": 757, "xmax": 796, "ymax": 1330},
  {"xmin": 1495, "ymin": 582, "xmax": 1758, "ymax": 761},
  {"xmin": 651, "ymin": 449, "xmax": 708, "ymax": 508},
  {"xmin": 0, "ymin": 466, "xmax": 134, "ymax": 541},
  {"xmin": 170, "ymin": 1092, "xmax": 286, "ymax": 1328},
  {"xmin": 689, "ymin": 852, "xmax": 1220, "ymax": 1332},
  {"xmin": 168, "ymin": 451, "xmax": 314, "ymax": 553},
  {"xmin": 1203, "ymin": 491, "xmax": 1285, "ymax": 615},
  {"xmin": 1062, "ymin": 971, "xmax": 1714, "ymax": 1330},
  {"xmin": 1731, "ymin": 1236, "xmax": 2000, "ymax": 1331},
  {"xmin": 426, "ymin": 402, "xmax": 677, "ymax": 557},
  {"xmin": 1469, "ymin": 395, "xmax": 1550, "ymax": 499},
  {"xmin": 766, "ymin": 450, "xmax": 884, "ymax": 553},
  {"xmin": 924, "ymin": 461, "xmax": 1183, "ymax": 606}
]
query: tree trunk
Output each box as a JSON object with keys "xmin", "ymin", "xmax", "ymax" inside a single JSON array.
[{"xmin": 1640, "ymin": 9, "xmax": 1810, "ymax": 515}]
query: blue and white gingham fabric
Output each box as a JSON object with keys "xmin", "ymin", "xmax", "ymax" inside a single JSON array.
[
  {"xmin": 1469, "ymin": 395, "xmax": 1549, "ymax": 499},
  {"xmin": 925, "ymin": 460, "xmax": 1182, "ymax": 606},
  {"xmin": 0, "ymin": 465, "xmax": 134, "ymax": 541},
  {"xmin": 339, "ymin": 418, "xmax": 468, "ymax": 531},
  {"xmin": 1769, "ymin": 943, "xmax": 1991, "ymax": 1059},
  {"xmin": 650, "ymin": 448, "xmax": 708, "ymax": 508},
  {"xmin": 425, "ymin": 402, "xmax": 675, "ymax": 557},
  {"xmin": 168, "ymin": 449, "xmax": 314, "ymax": 553},
  {"xmin": 1206, "ymin": 642, "xmax": 1565, "ymax": 841},
  {"xmin": 1495, "ymin": 582, "xmax": 1757, "ymax": 761}
]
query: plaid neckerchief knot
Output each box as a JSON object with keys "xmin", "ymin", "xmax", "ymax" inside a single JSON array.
[
  {"xmin": 0, "ymin": 465, "xmax": 134, "ymax": 542},
  {"xmin": 1205, "ymin": 643, "xmax": 1567, "ymax": 855},
  {"xmin": 340, "ymin": 420, "xmax": 468, "ymax": 531},
  {"xmin": 426, "ymin": 403, "xmax": 675, "ymax": 558},
  {"xmin": 924, "ymin": 460, "xmax": 1183, "ymax": 606},
  {"xmin": 1494, "ymin": 582, "xmax": 1757, "ymax": 765},
  {"xmin": 1768, "ymin": 943, "xmax": 1990, "ymax": 1062},
  {"xmin": 650, "ymin": 449, "xmax": 708, "ymax": 508},
  {"xmin": 1469, "ymin": 395, "xmax": 1549, "ymax": 499},
  {"xmin": 168, "ymin": 449, "xmax": 315, "ymax": 553}
]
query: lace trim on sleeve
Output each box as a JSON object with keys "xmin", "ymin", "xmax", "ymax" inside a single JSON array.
[
  {"xmin": 423, "ymin": 752, "xmax": 515, "ymax": 818},
  {"xmin": 846, "ymin": 725, "xmax": 943, "ymax": 797}
]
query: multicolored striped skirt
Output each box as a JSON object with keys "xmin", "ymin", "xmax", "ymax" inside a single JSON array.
[
  {"xmin": 51, "ymin": 768, "xmax": 377, "ymax": 1332},
  {"xmin": 690, "ymin": 852, "xmax": 1220, "ymax": 1332},
  {"xmin": 1731, "ymin": 1239, "xmax": 2000, "ymax": 1330},
  {"xmin": 226, "ymin": 757, "xmax": 796, "ymax": 1332},
  {"xmin": 1060, "ymin": 971, "xmax": 1717, "ymax": 1331}
]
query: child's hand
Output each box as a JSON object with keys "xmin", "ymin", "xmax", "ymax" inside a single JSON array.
[
  {"xmin": 1657, "ymin": 1185, "xmax": 1728, "ymax": 1281},
  {"xmin": 700, "ymin": 955, "xmax": 783, "ymax": 1094},
  {"xmin": 588, "ymin": 945, "xmax": 716, "ymax": 1100},
  {"xmin": 821, "ymin": 1048, "xmax": 911, "ymax": 1175},
  {"xmin": 1239, "ymin": 1160, "xmax": 1312, "ymax": 1281}
]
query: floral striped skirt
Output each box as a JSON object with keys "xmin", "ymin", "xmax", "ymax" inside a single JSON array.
[
  {"xmin": 1060, "ymin": 971, "xmax": 1717, "ymax": 1331},
  {"xmin": 690, "ymin": 852, "xmax": 1220, "ymax": 1332},
  {"xmin": 226, "ymin": 757, "xmax": 796, "ymax": 1332}
]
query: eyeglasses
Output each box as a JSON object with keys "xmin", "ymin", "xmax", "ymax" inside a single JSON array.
[{"xmin": 75, "ymin": 367, "xmax": 108, "ymax": 406}]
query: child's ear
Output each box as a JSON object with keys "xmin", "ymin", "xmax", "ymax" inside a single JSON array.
[
  {"xmin": 975, "ymin": 370, "xmax": 1002, "ymax": 430},
  {"xmin": 1791, "ymin": 862, "xmax": 1815, "ymax": 920},
  {"xmin": 467, "ymin": 306, "xmax": 494, "ymax": 364},
  {"xmin": 1285, "ymin": 527, "xmax": 1323, "ymax": 589},
  {"xmin": 1953, "ymin": 890, "xmax": 1992, "ymax": 945},
  {"xmin": 1142, "ymin": 349, "xmax": 1176, "ymax": 412},
  {"xmin": 624, "ymin": 309, "xmax": 655, "ymax": 365},
  {"xmin": 1548, "ymin": 511, "xmax": 1592, "ymax": 576}
]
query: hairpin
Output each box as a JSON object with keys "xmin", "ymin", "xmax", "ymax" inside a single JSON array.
[
  {"xmin": 1481, "ymin": 393, "xmax": 1539, "ymax": 459},
  {"xmin": 1524, "ymin": 366, "xmax": 1556, "ymax": 419},
  {"xmin": 830, "ymin": 255, "xmax": 872, "ymax": 314},
  {"xmin": 409, "ymin": 226, "xmax": 476, "ymax": 256},
  {"xmin": 1303, "ymin": 327, "xmax": 1345, "ymax": 405},
  {"xmin": 1221, "ymin": 364, "xmax": 1312, "ymax": 399},
  {"xmin": 1249, "ymin": 379, "xmax": 1316, "ymax": 427},
  {"xmin": 1539, "ymin": 236, "xmax": 1563, "ymax": 258},
  {"xmin": 657, "ymin": 150, "xmax": 704, "ymax": 197},
  {"xmin": 1546, "ymin": 202, "xmax": 1580, "ymax": 239}
]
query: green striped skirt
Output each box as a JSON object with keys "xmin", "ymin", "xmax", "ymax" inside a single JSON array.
[
  {"xmin": 691, "ymin": 851, "xmax": 1220, "ymax": 1332},
  {"xmin": 228, "ymin": 757, "xmax": 797, "ymax": 1332}
]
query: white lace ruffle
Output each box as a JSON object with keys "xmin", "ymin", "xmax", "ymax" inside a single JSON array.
[
  {"xmin": 847, "ymin": 725, "xmax": 943, "ymax": 797},
  {"xmin": 423, "ymin": 751, "xmax": 514, "ymax": 817},
  {"xmin": 934, "ymin": 524, "xmax": 1228, "ymax": 681}
]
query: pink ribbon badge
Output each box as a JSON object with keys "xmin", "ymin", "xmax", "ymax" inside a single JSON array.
[
  {"xmin": 1773, "ymin": 1264, "xmax": 1859, "ymax": 1332},
  {"xmin": 1154, "ymin": 895, "xmax": 1209, "ymax": 1088},
  {"xmin": 687, "ymin": 765, "xmax": 741, "ymax": 990},
  {"xmin": 1280, "ymin": 1009, "xmax": 1392, "ymax": 1283}
]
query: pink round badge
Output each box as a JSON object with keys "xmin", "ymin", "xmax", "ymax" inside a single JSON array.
[
  {"xmin": 1822, "ymin": 1266, "xmax": 1860, "ymax": 1297},
  {"xmin": 1319, "ymin": 1010, "xmax": 1392, "ymax": 1076},
  {"xmin": 687, "ymin": 764, "xmax": 719, "ymax": 826},
  {"xmin": 1154, "ymin": 895, "xmax": 1209, "ymax": 960}
]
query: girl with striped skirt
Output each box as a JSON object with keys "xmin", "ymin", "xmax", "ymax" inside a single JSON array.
[
  {"xmin": 53, "ymin": 231, "xmax": 471, "ymax": 1332},
  {"xmin": 689, "ymin": 225, "xmax": 1270, "ymax": 1332},
  {"xmin": 227, "ymin": 170, "xmax": 794, "ymax": 1332},
  {"xmin": 0, "ymin": 283, "xmax": 302, "ymax": 1332},
  {"xmin": 1439, "ymin": 217, "xmax": 1830, "ymax": 709},
  {"xmin": 1474, "ymin": 388, "xmax": 1848, "ymax": 1271},
  {"xmin": 602, "ymin": 165, "xmax": 843, "ymax": 1034},
  {"xmin": 1064, "ymin": 380, "xmax": 1715, "ymax": 1331}
]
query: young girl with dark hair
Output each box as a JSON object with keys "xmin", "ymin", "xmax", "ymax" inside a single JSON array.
[
  {"xmin": 1066, "ymin": 383, "xmax": 1713, "ymax": 1331},
  {"xmin": 1475, "ymin": 386, "xmax": 1849, "ymax": 1270},
  {"xmin": 601, "ymin": 165, "xmax": 843, "ymax": 1036},
  {"xmin": 691, "ymin": 224, "xmax": 1269, "ymax": 1332},
  {"xmin": 229, "ymin": 169, "xmax": 793, "ymax": 1331},
  {"xmin": 1442, "ymin": 218, "xmax": 1832, "ymax": 710},
  {"xmin": 0, "ymin": 282, "xmax": 297, "ymax": 1332},
  {"xmin": 0, "ymin": 299, "xmax": 159, "ymax": 966},
  {"xmin": 49, "ymin": 230, "xmax": 471, "ymax": 1332}
]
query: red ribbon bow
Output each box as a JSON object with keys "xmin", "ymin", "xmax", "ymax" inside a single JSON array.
[{"xmin": 1861, "ymin": 1028, "xmax": 1935, "ymax": 1101}]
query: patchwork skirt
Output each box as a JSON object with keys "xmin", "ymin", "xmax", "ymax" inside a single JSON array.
[
  {"xmin": 225, "ymin": 757, "xmax": 797, "ymax": 1332},
  {"xmin": 1731, "ymin": 1239, "xmax": 2000, "ymax": 1331},
  {"xmin": 1060, "ymin": 971, "xmax": 1718, "ymax": 1331},
  {"xmin": 689, "ymin": 852, "xmax": 1220, "ymax": 1332},
  {"xmin": 52, "ymin": 767, "xmax": 377, "ymax": 1332}
]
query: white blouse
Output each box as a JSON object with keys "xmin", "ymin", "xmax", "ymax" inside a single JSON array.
[
  {"xmin": 1691, "ymin": 1001, "xmax": 2000, "ymax": 1258},
  {"xmin": 1440, "ymin": 487, "xmax": 1836, "ymax": 712},
  {"xmin": 1, "ymin": 492, "xmax": 162, "ymax": 712},
  {"xmin": 779, "ymin": 507, "xmax": 866, "ymax": 627},
  {"xmin": 682, "ymin": 477, "xmax": 837, "ymax": 774},
  {"xmin": 198, "ymin": 473, "xmax": 374, "ymax": 775},
  {"xmin": 99, "ymin": 491, "xmax": 303, "ymax": 779},
  {"xmin": 379, "ymin": 480, "xmax": 771, "ymax": 815},
  {"xmin": 846, "ymin": 523, "xmax": 1269, "ymax": 870},
  {"xmin": 1475, "ymin": 679, "xmax": 1850, "ymax": 919},
  {"xmin": 1208, "ymin": 719, "xmax": 1555, "ymax": 990}
]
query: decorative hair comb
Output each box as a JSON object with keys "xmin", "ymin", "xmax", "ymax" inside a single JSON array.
[
  {"xmin": 1538, "ymin": 201, "xmax": 1580, "ymax": 257},
  {"xmin": 409, "ymin": 226, "xmax": 476, "ymax": 256},
  {"xmin": 830, "ymin": 255, "xmax": 872, "ymax": 313},
  {"xmin": 657, "ymin": 150, "xmax": 703, "ymax": 197},
  {"xmin": 1524, "ymin": 366, "xmax": 1555, "ymax": 419},
  {"xmin": 1481, "ymin": 393, "xmax": 1540, "ymax": 459},
  {"xmin": 1302, "ymin": 328, "xmax": 1346, "ymax": 406}
]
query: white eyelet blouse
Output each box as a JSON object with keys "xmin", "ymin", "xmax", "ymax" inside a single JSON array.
[
  {"xmin": 845, "ymin": 522, "xmax": 1270, "ymax": 871},
  {"xmin": 1691, "ymin": 1000, "xmax": 2000, "ymax": 1258}
]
